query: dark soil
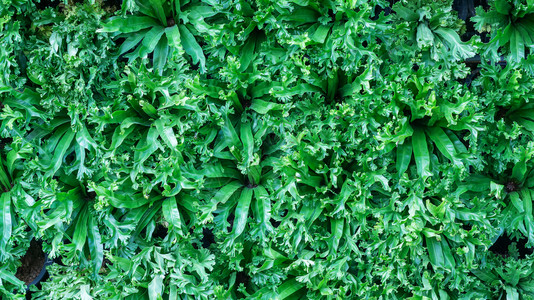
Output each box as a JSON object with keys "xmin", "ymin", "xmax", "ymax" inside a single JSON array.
[
  {"xmin": 35, "ymin": 0, "xmax": 60, "ymax": 10},
  {"xmin": 16, "ymin": 239, "xmax": 45, "ymax": 285},
  {"xmin": 202, "ymin": 228, "xmax": 215, "ymax": 248},
  {"xmin": 489, "ymin": 232, "xmax": 533, "ymax": 259},
  {"xmin": 152, "ymin": 225, "xmax": 168, "ymax": 239},
  {"xmin": 227, "ymin": 213, "xmax": 235, "ymax": 231},
  {"xmin": 235, "ymin": 271, "xmax": 251, "ymax": 288}
]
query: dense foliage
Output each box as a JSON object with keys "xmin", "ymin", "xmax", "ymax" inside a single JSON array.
[{"xmin": 2, "ymin": 0, "xmax": 534, "ymax": 298}]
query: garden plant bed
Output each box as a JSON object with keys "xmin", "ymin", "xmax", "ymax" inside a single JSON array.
[{"xmin": 2, "ymin": 0, "xmax": 534, "ymax": 299}]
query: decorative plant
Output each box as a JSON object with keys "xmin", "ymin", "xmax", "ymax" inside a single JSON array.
[{"xmin": 99, "ymin": 0, "xmax": 218, "ymax": 74}]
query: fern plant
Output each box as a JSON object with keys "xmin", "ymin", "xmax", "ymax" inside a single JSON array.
[{"xmin": 99, "ymin": 0, "xmax": 217, "ymax": 74}]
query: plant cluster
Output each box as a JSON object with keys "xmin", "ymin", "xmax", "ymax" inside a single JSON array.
[{"xmin": 2, "ymin": 0, "xmax": 534, "ymax": 299}]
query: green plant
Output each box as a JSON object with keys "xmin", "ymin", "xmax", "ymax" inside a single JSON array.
[
  {"xmin": 99, "ymin": 0, "xmax": 217, "ymax": 74},
  {"xmin": 473, "ymin": 0, "xmax": 534, "ymax": 62},
  {"xmin": 4, "ymin": 0, "xmax": 534, "ymax": 299}
]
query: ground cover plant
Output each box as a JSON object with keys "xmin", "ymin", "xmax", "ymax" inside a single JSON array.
[{"xmin": 2, "ymin": 0, "xmax": 534, "ymax": 298}]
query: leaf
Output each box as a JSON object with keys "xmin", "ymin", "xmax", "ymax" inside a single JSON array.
[
  {"xmin": 73, "ymin": 205, "xmax": 89, "ymax": 254},
  {"xmin": 396, "ymin": 141, "xmax": 412, "ymax": 176},
  {"xmin": 329, "ymin": 218, "xmax": 344, "ymax": 253},
  {"xmin": 311, "ymin": 24, "xmax": 331, "ymax": 43},
  {"xmin": 426, "ymin": 236, "xmax": 455, "ymax": 271},
  {"xmin": 510, "ymin": 192, "xmax": 524, "ymax": 213},
  {"xmin": 512, "ymin": 157, "xmax": 527, "ymax": 182},
  {"xmin": 434, "ymin": 28, "xmax": 476, "ymax": 60},
  {"xmin": 148, "ymin": 0, "xmax": 166, "ymax": 25},
  {"xmin": 426, "ymin": 126, "xmax": 456, "ymax": 161},
  {"xmin": 278, "ymin": 278, "xmax": 305, "ymax": 299},
  {"xmin": 0, "ymin": 267, "xmax": 24, "ymax": 288},
  {"xmin": 250, "ymin": 99, "xmax": 284, "ymax": 114},
  {"xmin": 393, "ymin": 4, "xmax": 418, "ymax": 21},
  {"xmin": 99, "ymin": 16, "xmax": 159, "ymax": 33},
  {"xmin": 118, "ymin": 31, "xmax": 147, "ymax": 56},
  {"xmin": 416, "ymin": 23, "xmax": 434, "ymax": 48},
  {"xmin": 426, "ymin": 199, "xmax": 447, "ymax": 221},
  {"xmin": 240, "ymin": 121, "xmax": 254, "ymax": 169},
  {"xmin": 148, "ymin": 274, "xmax": 164, "ymax": 300},
  {"xmin": 46, "ymin": 129, "xmax": 75, "ymax": 177},
  {"xmin": 232, "ymin": 188, "xmax": 253, "ymax": 237},
  {"xmin": 153, "ymin": 36, "xmax": 169, "ymax": 76},
  {"xmin": 178, "ymin": 24, "xmax": 206, "ymax": 73},
  {"xmin": 239, "ymin": 37, "xmax": 256, "ymax": 72},
  {"xmin": 106, "ymin": 192, "xmax": 156, "ymax": 209},
  {"xmin": 282, "ymin": 7, "xmax": 319, "ymax": 25},
  {"xmin": 0, "ymin": 192, "xmax": 11, "ymax": 255},
  {"xmin": 162, "ymin": 197, "xmax": 182, "ymax": 234},
  {"xmin": 522, "ymin": 189, "xmax": 532, "ymax": 216},
  {"xmin": 222, "ymin": 115, "xmax": 241, "ymax": 148},
  {"xmin": 412, "ymin": 129, "xmax": 431, "ymax": 178},
  {"xmin": 87, "ymin": 213, "xmax": 103, "ymax": 277},
  {"xmin": 165, "ymin": 25, "xmax": 181, "ymax": 49},
  {"xmin": 140, "ymin": 26, "xmax": 165, "ymax": 57},
  {"xmin": 0, "ymin": 155, "xmax": 10, "ymax": 191},
  {"xmin": 253, "ymin": 186, "xmax": 272, "ymax": 238},
  {"xmin": 504, "ymin": 286, "xmax": 519, "ymax": 300},
  {"xmin": 495, "ymin": 0, "xmax": 512, "ymax": 14},
  {"xmin": 472, "ymin": 268, "xmax": 499, "ymax": 283},
  {"xmin": 155, "ymin": 119, "xmax": 177, "ymax": 151},
  {"xmin": 510, "ymin": 27, "xmax": 525, "ymax": 62}
]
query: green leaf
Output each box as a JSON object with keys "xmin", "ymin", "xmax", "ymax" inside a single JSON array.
[
  {"xmin": 232, "ymin": 188, "xmax": 253, "ymax": 237},
  {"xmin": 0, "ymin": 192, "xmax": 11, "ymax": 255},
  {"xmin": 510, "ymin": 192, "xmax": 524, "ymax": 213},
  {"xmin": 0, "ymin": 156, "xmax": 10, "ymax": 191},
  {"xmin": 512, "ymin": 157, "xmax": 527, "ymax": 182},
  {"xmin": 426, "ymin": 199, "xmax": 447, "ymax": 221},
  {"xmin": 148, "ymin": 0, "xmax": 166, "ymax": 25},
  {"xmin": 253, "ymin": 185, "xmax": 272, "ymax": 238},
  {"xmin": 412, "ymin": 129, "xmax": 431, "ymax": 178},
  {"xmin": 222, "ymin": 115, "xmax": 241, "ymax": 148},
  {"xmin": 240, "ymin": 121, "xmax": 254, "ymax": 169},
  {"xmin": 87, "ymin": 213, "xmax": 103, "ymax": 277},
  {"xmin": 154, "ymin": 119, "xmax": 177, "ymax": 149},
  {"xmin": 140, "ymin": 26, "xmax": 166, "ymax": 57},
  {"xmin": 393, "ymin": 4, "xmax": 418, "ymax": 21},
  {"xmin": 239, "ymin": 37, "xmax": 256, "ymax": 72},
  {"xmin": 396, "ymin": 141, "xmax": 412, "ymax": 176},
  {"xmin": 311, "ymin": 24, "xmax": 331, "ymax": 43},
  {"xmin": 510, "ymin": 27, "xmax": 525, "ymax": 62},
  {"xmin": 99, "ymin": 16, "xmax": 159, "ymax": 33},
  {"xmin": 416, "ymin": 23, "xmax": 434, "ymax": 48},
  {"xmin": 250, "ymin": 99, "xmax": 284, "ymax": 114},
  {"xmin": 426, "ymin": 127, "xmax": 456, "ymax": 161},
  {"xmin": 0, "ymin": 267, "xmax": 24, "ymax": 288},
  {"xmin": 178, "ymin": 24, "xmax": 206, "ymax": 73},
  {"xmin": 118, "ymin": 31, "xmax": 147, "ymax": 56},
  {"xmin": 148, "ymin": 274, "xmax": 164, "ymax": 300},
  {"xmin": 522, "ymin": 189, "xmax": 532, "ymax": 215},
  {"xmin": 165, "ymin": 25, "xmax": 181, "ymax": 49},
  {"xmin": 213, "ymin": 181, "xmax": 243, "ymax": 205},
  {"xmin": 495, "ymin": 0, "xmax": 512, "ymax": 14},
  {"xmin": 162, "ymin": 197, "xmax": 182, "ymax": 234},
  {"xmin": 426, "ymin": 236, "xmax": 455, "ymax": 271},
  {"xmin": 73, "ymin": 205, "xmax": 89, "ymax": 254},
  {"xmin": 46, "ymin": 129, "xmax": 75, "ymax": 177},
  {"xmin": 153, "ymin": 36, "xmax": 169, "ymax": 76},
  {"xmin": 504, "ymin": 286, "xmax": 519, "ymax": 300},
  {"xmin": 278, "ymin": 278, "xmax": 305, "ymax": 299}
]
